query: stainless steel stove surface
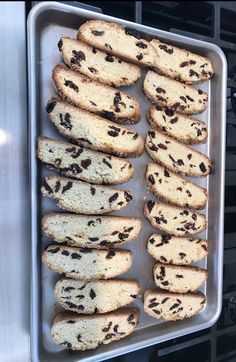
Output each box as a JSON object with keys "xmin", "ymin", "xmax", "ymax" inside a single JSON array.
[{"xmin": 1, "ymin": 1, "xmax": 236, "ymax": 362}]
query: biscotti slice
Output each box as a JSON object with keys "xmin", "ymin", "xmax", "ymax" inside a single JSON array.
[
  {"xmin": 37, "ymin": 136, "xmax": 133, "ymax": 185},
  {"xmin": 58, "ymin": 37, "xmax": 141, "ymax": 87},
  {"xmin": 146, "ymin": 163, "xmax": 208, "ymax": 209},
  {"xmin": 42, "ymin": 213, "xmax": 142, "ymax": 248},
  {"xmin": 42, "ymin": 245, "xmax": 132, "ymax": 280},
  {"xmin": 53, "ymin": 65, "xmax": 141, "ymax": 124},
  {"xmin": 144, "ymin": 289, "xmax": 206, "ymax": 321},
  {"xmin": 51, "ymin": 308, "xmax": 139, "ymax": 350},
  {"xmin": 41, "ymin": 175, "xmax": 132, "ymax": 214},
  {"xmin": 144, "ymin": 200, "xmax": 206, "ymax": 236},
  {"xmin": 151, "ymin": 39, "xmax": 214, "ymax": 84},
  {"xmin": 153, "ymin": 263, "xmax": 207, "ymax": 293},
  {"xmin": 146, "ymin": 130, "xmax": 212, "ymax": 177},
  {"xmin": 143, "ymin": 71, "xmax": 208, "ymax": 115},
  {"xmin": 47, "ymin": 98, "xmax": 144, "ymax": 157},
  {"xmin": 147, "ymin": 106, "xmax": 208, "ymax": 144},
  {"xmin": 77, "ymin": 20, "xmax": 157, "ymax": 67},
  {"xmin": 147, "ymin": 234, "xmax": 208, "ymax": 265},
  {"xmin": 55, "ymin": 278, "xmax": 140, "ymax": 314}
]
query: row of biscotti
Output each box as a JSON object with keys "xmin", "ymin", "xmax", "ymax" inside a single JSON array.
[{"xmin": 73, "ymin": 20, "xmax": 214, "ymax": 84}]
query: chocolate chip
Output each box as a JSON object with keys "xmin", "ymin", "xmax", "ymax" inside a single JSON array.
[
  {"xmin": 176, "ymin": 274, "xmax": 184, "ymax": 278},
  {"xmin": 133, "ymin": 133, "xmax": 138, "ymax": 140},
  {"xmin": 92, "ymin": 47, "xmax": 97, "ymax": 54},
  {"xmin": 160, "ymin": 256, "xmax": 167, "ymax": 262},
  {"xmin": 186, "ymin": 190, "xmax": 192, "ymax": 197},
  {"xmin": 67, "ymin": 320, "xmax": 76, "ymax": 324},
  {"xmin": 149, "ymin": 237, "xmax": 155, "ymax": 244},
  {"xmin": 170, "ymin": 117, "xmax": 178, "ymax": 124},
  {"xmin": 180, "ymin": 61, "xmax": 189, "ymax": 67},
  {"xmin": 156, "ymin": 87, "xmax": 166, "ymax": 94},
  {"xmin": 118, "ymin": 233, "xmax": 129, "ymax": 240},
  {"xmin": 60, "ymin": 341, "xmax": 72, "ymax": 349},
  {"xmin": 165, "ymin": 108, "xmax": 174, "ymax": 117},
  {"xmin": 105, "ymin": 333, "xmax": 115, "ymax": 340},
  {"xmin": 71, "ymin": 50, "xmax": 86, "ymax": 64},
  {"xmin": 46, "ymin": 100, "xmax": 57, "ymax": 113},
  {"xmin": 198, "ymin": 89, "xmax": 203, "ymax": 95},
  {"xmin": 125, "ymin": 29, "xmax": 140, "ymax": 39},
  {"xmin": 90, "ymin": 100, "xmax": 97, "ymax": 106},
  {"xmin": 156, "ymin": 95, "xmax": 166, "ymax": 102},
  {"xmin": 180, "ymin": 96, "xmax": 187, "ymax": 104},
  {"xmin": 159, "ymin": 44, "xmax": 173, "ymax": 54},
  {"xmin": 164, "ymin": 169, "xmax": 170, "ymax": 177},
  {"xmin": 136, "ymin": 41, "xmax": 147, "ymax": 49},
  {"xmin": 124, "ymin": 191, "xmax": 132, "ymax": 202},
  {"xmin": 199, "ymin": 162, "xmax": 207, "ymax": 173},
  {"xmin": 169, "ymin": 155, "xmax": 176, "ymax": 164},
  {"xmin": 148, "ymin": 174, "xmax": 155, "ymax": 185},
  {"xmin": 201, "ymin": 244, "xmax": 207, "ymax": 251},
  {"xmin": 162, "ymin": 234, "xmax": 171, "ymax": 243},
  {"xmin": 107, "ymin": 130, "xmax": 119, "ymax": 137},
  {"xmin": 189, "ymin": 69, "xmax": 199, "ymax": 78},
  {"xmin": 172, "ymin": 102, "xmax": 180, "ymax": 110},
  {"xmin": 161, "ymin": 281, "xmax": 169, "ymax": 286},
  {"xmin": 109, "ymin": 193, "xmax": 119, "ymax": 203},
  {"xmin": 153, "ymin": 309, "xmax": 161, "ymax": 315},
  {"xmin": 158, "ymin": 143, "xmax": 167, "ymax": 150},
  {"xmin": 62, "ymin": 181, "xmax": 72, "ymax": 194},
  {"xmin": 128, "ymin": 314, "xmax": 135, "ymax": 323},
  {"xmin": 64, "ymin": 80, "xmax": 79, "ymax": 92},
  {"xmin": 88, "ymin": 67, "xmax": 97, "ymax": 74},
  {"xmin": 71, "ymin": 253, "xmax": 81, "ymax": 259},
  {"xmin": 160, "ymin": 266, "xmax": 166, "ymax": 278},
  {"xmin": 170, "ymin": 303, "xmax": 179, "ymax": 310},
  {"xmin": 105, "ymin": 43, "xmax": 112, "ymax": 50},
  {"xmin": 179, "ymin": 252, "xmax": 186, "ymax": 259},
  {"xmin": 92, "ymin": 30, "xmax": 104, "ymax": 36},
  {"xmin": 148, "ymin": 302, "xmax": 159, "ymax": 308},
  {"xmin": 105, "ymin": 54, "xmax": 114, "ymax": 62},
  {"xmin": 155, "ymin": 216, "xmax": 167, "ymax": 224},
  {"xmin": 62, "ymin": 250, "xmax": 69, "ymax": 256},
  {"xmin": 149, "ymin": 143, "xmax": 158, "ymax": 152},
  {"xmin": 113, "ymin": 92, "xmax": 122, "ymax": 112},
  {"xmin": 186, "ymin": 95, "xmax": 194, "ymax": 102},
  {"xmin": 177, "ymin": 187, "xmax": 182, "ymax": 191},
  {"xmin": 106, "ymin": 250, "xmax": 116, "ymax": 259},
  {"xmin": 55, "ymin": 180, "xmax": 61, "ymax": 192},
  {"xmin": 130, "ymin": 294, "xmax": 137, "ymax": 298},
  {"xmin": 65, "ymin": 301, "xmax": 77, "ymax": 309},
  {"xmin": 101, "ymin": 110, "xmax": 115, "ymax": 121},
  {"xmin": 136, "ymin": 53, "xmax": 143, "ymax": 61},
  {"xmin": 187, "ymin": 154, "xmax": 192, "ymax": 160},
  {"xmin": 64, "ymin": 286, "xmax": 75, "ymax": 292},
  {"xmin": 57, "ymin": 39, "xmax": 63, "ymax": 51},
  {"xmin": 102, "ymin": 322, "xmax": 112, "ymax": 332},
  {"xmin": 177, "ymin": 159, "xmax": 184, "ymax": 166},
  {"xmin": 77, "ymin": 334, "xmax": 82, "ymax": 342},
  {"xmin": 146, "ymin": 200, "xmax": 154, "ymax": 213},
  {"xmin": 89, "ymin": 289, "xmax": 96, "ymax": 299},
  {"xmin": 78, "ymin": 305, "xmax": 85, "ymax": 310},
  {"xmin": 161, "ymin": 297, "xmax": 169, "ymax": 304},
  {"xmin": 81, "ymin": 159, "xmax": 91, "ymax": 169},
  {"xmin": 88, "ymin": 237, "xmax": 98, "ymax": 242},
  {"xmin": 48, "ymin": 247, "xmax": 60, "ymax": 254},
  {"xmin": 59, "ymin": 112, "xmax": 72, "ymax": 130},
  {"xmin": 43, "ymin": 180, "xmax": 53, "ymax": 194},
  {"xmin": 79, "ymin": 248, "xmax": 92, "ymax": 253}
]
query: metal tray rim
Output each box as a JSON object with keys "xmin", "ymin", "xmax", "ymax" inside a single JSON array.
[{"xmin": 28, "ymin": 2, "xmax": 227, "ymax": 361}]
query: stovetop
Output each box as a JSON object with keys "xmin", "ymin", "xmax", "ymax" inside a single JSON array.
[{"xmin": 71, "ymin": 1, "xmax": 236, "ymax": 361}]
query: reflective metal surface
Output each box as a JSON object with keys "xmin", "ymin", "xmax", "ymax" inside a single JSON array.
[
  {"xmin": 28, "ymin": 2, "xmax": 227, "ymax": 361},
  {"xmin": 0, "ymin": 2, "xmax": 30, "ymax": 362}
]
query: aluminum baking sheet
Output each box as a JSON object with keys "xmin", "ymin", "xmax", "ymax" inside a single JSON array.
[{"xmin": 28, "ymin": 2, "xmax": 227, "ymax": 361}]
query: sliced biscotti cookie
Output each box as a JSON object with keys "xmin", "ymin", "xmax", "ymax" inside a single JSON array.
[
  {"xmin": 144, "ymin": 201, "xmax": 206, "ymax": 236},
  {"xmin": 58, "ymin": 37, "xmax": 141, "ymax": 87},
  {"xmin": 42, "ymin": 213, "xmax": 142, "ymax": 248},
  {"xmin": 146, "ymin": 163, "xmax": 208, "ymax": 209},
  {"xmin": 41, "ymin": 175, "xmax": 132, "ymax": 214},
  {"xmin": 47, "ymin": 98, "xmax": 144, "ymax": 157},
  {"xmin": 42, "ymin": 245, "xmax": 133, "ymax": 280},
  {"xmin": 55, "ymin": 278, "xmax": 140, "ymax": 314},
  {"xmin": 143, "ymin": 71, "xmax": 208, "ymax": 115},
  {"xmin": 51, "ymin": 308, "xmax": 139, "ymax": 350},
  {"xmin": 147, "ymin": 106, "xmax": 208, "ymax": 144},
  {"xmin": 151, "ymin": 38, "xmax": 214, "ymax": 84},
  {"xmin": 145, "ymin": 130, "xmax": 212, "ymax": 177},
  {"xmin": 77, "ymin": 20, "xmax": 157, "ymax": 67},
  {"xmin": 37, "ymin": 136, "xmax": 133, "ymax": 185},
  {"xmin": 144, "ymin": 289, "xmax": 206, "ymax": 321},
  {"xmin": 147, "ymin": 234, "xmax": 208, "ymax": 265},
  {"xmin": 153, "ymin": 263, "xmax": 208, "ymax": 293},
  {"xmin": 53, "ymin": 65, "xmax": 141, "ymax": 124}
]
